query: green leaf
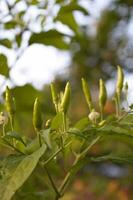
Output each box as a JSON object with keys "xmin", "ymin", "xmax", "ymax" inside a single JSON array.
[
  {"xmin": 119, "ymin": 114, "xmax": 133, "ymax": 124},
  {"xmin": 29, "ymin": 30, "xmax": 69, "ymax": 49},
  {"xmin": 98, "ymin": 124, "xmax": 133, "ymax": 147},
  {"xmin": 55, "ymin": 12, "xmax": 79, "ymax": 33},
  {"xmin": 25, "ymin": 137, "xmax": 40, "ymax": 154},
  {"xmin": 0, "ymin": 39, "xmax": 12, "ymax": 48},
  {"xmin": 15, "ymin": 33, "xmax": 22, "ymax": 47},
  {"xmin": 4, "ymin": 21, "xmax": 17, "ymax": 29},
  {"xmin": 91, "ymin": 153, "xmax": 133, "ymax": 164},
  {"xmin": 51, "ymin": 112, "xmax": 63, "ymax": 130},
  {"xmin": 41, "ymin": 128, "xmax": 52, "ymax": 149},
  {"xmin": 58, "ymin": 2, "xmax": 89, "ymax": 15},
  {"xmin": 0, "ymin": 144, "xmax": 46, "ymax": 200},
  {"xmin": 68, "ymin": 128, "xmax": 87, "ymax": 140},
  {"xmin": 3, "ymin": 131, "xmax": 26, "ymax": 146},
  {"xmin": 74, "ymin": 117, "xmax": 90, "ymax": 130},
  {"xmin": 0, "ymin": 54, "xmax": 9, "ymax": 77}
]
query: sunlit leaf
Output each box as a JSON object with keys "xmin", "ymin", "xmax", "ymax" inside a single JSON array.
[
  {"xmin": 29, "ymin": 30, "xmax": 69, "ymax": 49},
  {"xmin": 55, "ymin": 12, "xmax": 79, "ymax": 33},
  {"xmin": 41, "ymin": 129, "xmax": 52, "ymax": 149},
  {"xmin": 0, "ymin": 54, "xmax": 9, "ymax": 77},
  {"xmin": 0, "ymin": 39, "xmax": 12, "ymax": 48},
  {"xmin": 51, "ymin": 112, "xmax": 63, "ymax": 130},
  {"xmin": 0, "ymin": 144, "xmax": 46, "ymax": 200}
]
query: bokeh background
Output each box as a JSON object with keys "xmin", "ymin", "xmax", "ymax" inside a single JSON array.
[{"xmin": 0, "ymin": 0, "xmax": 133, "ymax": 199}]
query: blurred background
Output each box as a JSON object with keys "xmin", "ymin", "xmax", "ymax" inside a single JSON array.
[{"xmin": 0, "ymin": 0, "xmax": 133, "ymax": 199}]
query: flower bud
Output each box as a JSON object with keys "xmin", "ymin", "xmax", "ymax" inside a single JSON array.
[
  {"xmin": 60, "ymin": 82, "xmax": 71, "ymax": 113},
  {"xmin": 99, "ymin": 79, "xmax": 107, "ymax": 109},
  {"xmin": 88, "ymin": 109, "xmax": 100, "ymax": 122},
  {"xmin": 82, "ymin": 78, "xmax": 93, "ymax": 112},
  {"xmin": 33, "ymin": 98, "xmax": 43, "ymax": 132},
  {"xmin": 0, "ymin": 112, "xmax": 8, "ymax": 125},
  {"xmin": 50, "ymin": 82, "xmax": 58, "ymax": 105},
  {"xmin": 116, "ymin": 66, "xmax": 124, "ymax": 95},
  {"xmin": 5, "ymin": 86, "xmax": 16, "ymax": 116}
]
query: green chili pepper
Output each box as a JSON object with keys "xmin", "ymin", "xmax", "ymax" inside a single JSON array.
[
  {"xmin": 33, "ymin": 98, "xmax": 43, "ymax": 132},
  {"xmin": 81, "ymin": 78, "xmax": 93, "ymax": 112},
  {"xmin": 60, "ymin": 82, "xmax": 71, "ymax": 113},
  {"xmin": 99, "ymin": 79, "xmax": 107, "ymax": 120},
  {"xmin": 5, "ymin": 86, "xmax": 16, "ymax": 116},
  {"xmin": 116, "ymin": 66, "xmax": 124, "ymax": 95},
  {"xmin": 50, "ymin": 83, "xmax": 58, "ymax": 106}
]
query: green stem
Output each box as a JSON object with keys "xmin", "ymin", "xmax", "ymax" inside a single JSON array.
[
  {"xmin": 41, "ymin": 147, "xmax": 63, "ymax": 166},
  {"xmin": 10, "ymin": 115, "xmax": 14, "ymax": 131},
  {"xmin": 100, "ymin": 106, "xmax": 103, "ymax": 121},
  {"xmin": 40, "ymin": 142, "xmax": 71, "ymax": 167},
  {"xmin": 58, "ymin": 136, "xmax": 101, "ymax": 197},
  {"xmin": 114, "ymin": 95, "xmax": 119, "ymax": 118},
  {"xmin": 2, "ymin": 124, "xmax": 6, "ymax": 136},
  {"xmin": 38, "ymin": 132, "xmax": 42, "ymax": 147},
  {"xmin": 63, "ymin": 112, "xmax": 66, "ymax": 132},
  {"xmin": 45, "ymin": 166, "xmax": 61, "ymax": 199}
]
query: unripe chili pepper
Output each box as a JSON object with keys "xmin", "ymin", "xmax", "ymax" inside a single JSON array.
[
  {"xmin": 5, "ymin": 86, "xmax": 16, "ymax": 116},
  {"xmin": 99, "ymin": 79, "xmax": 107, "ymax": 120},
  {"xmin": 116, "ymin": 66, "xmax": 124, "ymax": 95},
  {"xmin": 81, "ymin": 78, "xmax": 93, "ymax": 112},
  {"xmin": 50, "ymin": 83, "xmax": 58, "ymax": 106},
  {"xmin": 33, "ymin": 98, "xmax": 43, "ymax": 132},
  {"xmin": 99, "ymin": 79, "xmax": 107, "ymax": 108},
  {"xmin": 60, "ymin": 82, "xmax": 71, "ymax": 113}
]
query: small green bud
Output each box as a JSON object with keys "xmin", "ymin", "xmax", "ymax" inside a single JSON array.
[
  {"xmin": 5, "ymin": 86, "xmax": 16, "ymax": 116},
  {"xmin": 50, "ymin": 82, "xmax": 58, "ymax": 105},
  {"xmin": 99, "ymin": 79, "xmax": 107, "ymax": 109},
  {"xmin": 33, "ymin": 98, "xmax": 43, "ymax": 132},
  {"xmin": 60, "ymin": 82, "xmax": 71, "ymax": 113},
  {"xmin": 81, "ymin": 78, "xmax": 93, "ymax": 112},
  {"xmin": 116, "ymin": 66, "xmax": 124, "ymax": 95}
]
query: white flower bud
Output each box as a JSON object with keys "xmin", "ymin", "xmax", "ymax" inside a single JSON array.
[
  {"xmin": 88, "ymin": 110, "xmax": 100, "ymax": 122},
  {"xmin": 0, "ymin": 112, "xmax": 8, "ymax": 125}
]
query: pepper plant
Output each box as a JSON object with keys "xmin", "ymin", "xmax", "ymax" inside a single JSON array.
[{"xmin": 0, "ymin": 66, "xmax": 133, "ymax": 200}]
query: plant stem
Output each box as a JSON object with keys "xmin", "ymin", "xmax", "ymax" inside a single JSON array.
[
  {"xmin": 2, "ymin": 124, "xmax": 6, "ymax": 136},
  {"xmin": 10, "ymin": 115, "xmax": 14, "ymax": 131},
  {"xmin": 100, "ymin": 106, "xmax": 103, "ymax": 121},
  {"xmin": 63, "ymin": 112, "xmax": 66, "ymax": 132},
  {"xmin": 114, "ymin": 95, "xmax": 119, "ymax": 118},
  {"xmin": 40, "ymin": 142, "xmax": 71, "ymax": 167},
  {"xmin": 38, "ymin": 132, "xmax": 42, "ymax": 147},
  {"xmin": 57, "ymin": 136, "xmax": 101, "ymax": 197},
  {"xmin": 45, "ymin": 166, "xmax": 61, "ymax": 199}
]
